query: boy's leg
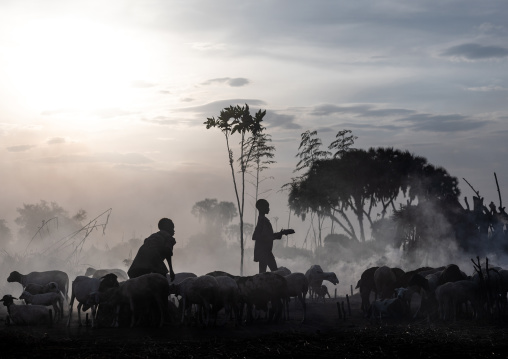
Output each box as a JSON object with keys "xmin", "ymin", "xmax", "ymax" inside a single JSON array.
[
  {"xmin": 259, "ymin": 260, "xmax": 268, "ymax": 273},
  {"xmin": 267, "ymin": 253, "xmax": 278, "ymax": 272}
]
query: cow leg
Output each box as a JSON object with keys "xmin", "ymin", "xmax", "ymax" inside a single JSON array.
[
  {"xmin": 52, "ymin": 303, "xmax": 59, "ymax": 322},
  {"xmin": 202, "ymin": 300, "xmax": 210, "ymax": 327},
  {"xmin": 129, "ymin": 298, "xmax": 136, "ymax": 328},
  {"xmin": 155, "ymin": 295, "xmax": 166, "ymax": 327},
  {"xmin": 298, "ymin": 294, "xmax": 306, "ymax": 323},
  {"xmin": 180, "ymin": 297, "xmax": 186, "ymax": 325},
  {"xmin": 77, "ymin": 303, "xmax": 83, "ymax": 327},
  {"xmin": 66, "ymin": 295, "xmax": 75, "ymax": 327},
  {"xmin": 112, "ymin": 305, "xmax": 120, "ymax": 327}
]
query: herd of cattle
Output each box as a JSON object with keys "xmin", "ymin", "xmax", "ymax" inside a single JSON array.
[
  {"xmin": 2, "ymin": 260, "xmax": 505, "ymax": 328},
  {"xmin": 358, "ymin": 261, "xmax": 508, "ymax": 321},
  {"xmin": 0, "ymin": 265, "xmax": 338, "ymax": 328}
]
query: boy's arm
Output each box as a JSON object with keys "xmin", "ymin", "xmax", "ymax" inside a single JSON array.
[
  {"xmin": 274, "ymin": 228, "xmax": 295, "ymax": 239},
  {"xmin": 164, "ymin": 237, "xmax": 176, "ymax": 281},
  {"xmin": 166, "ymin": 256, "xmax": 175, "ymax": 281}
]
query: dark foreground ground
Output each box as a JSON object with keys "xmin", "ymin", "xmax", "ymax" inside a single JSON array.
[{"xmin": 1, "ymin": 294, "xmax": 508, "ymax": 358}]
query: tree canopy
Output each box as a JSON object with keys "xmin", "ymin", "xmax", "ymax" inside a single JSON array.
[
  {"xmin": 288, "ymin": 146, "xmax": 460, "ymax": 243},
  {"xmin": 15, "ymin": 200, "xmax": 87, "ymax": 244},
  {"xmin": 191, "ymin": 198, "xmax": 238, "ymax": 231}
]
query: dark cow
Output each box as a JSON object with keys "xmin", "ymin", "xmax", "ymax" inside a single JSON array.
[
  {"xmin": 356, "ymin": 266, "xmax": 378, "ymax": 314},
  {"xmin": 438, "ymin": 264, "xmax": 467, "ymax": 286},
  {"xmin": 374, "ymin": 266, "xmax": 397, "ymax": 300},
  {"xmin": 235, "ymin": 272, "xmax": 288, "ymax": 324}
]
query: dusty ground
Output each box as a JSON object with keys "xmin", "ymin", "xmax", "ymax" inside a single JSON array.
[{"xmin": 1, "ymin": 294, "xmax": 508, "ymax": 358}]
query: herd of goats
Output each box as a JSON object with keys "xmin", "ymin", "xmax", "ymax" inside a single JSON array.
[{"xmin": 1, "ymin": 258, "xmax": 507, "ymax": 329}]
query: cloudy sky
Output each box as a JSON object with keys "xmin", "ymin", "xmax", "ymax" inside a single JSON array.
[{"xmin": 1, "ymin": 0, "xmax": 507, "ymax": 253}]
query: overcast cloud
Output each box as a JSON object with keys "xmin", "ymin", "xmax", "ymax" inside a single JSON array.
[
  {"xmin": 441, "ymin": 43, "xmax": 508, "ymax": 60},
  {"xmin": 6, "ymin": 145, "xmax": 36, "ymax": 152},
  {"xmin": 201, "ymin": 78, "xmax": 250, "ymax": 87}
]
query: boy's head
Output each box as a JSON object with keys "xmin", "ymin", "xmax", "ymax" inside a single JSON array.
[
  {"xmin": 158, "ymin": 218, "xmax": 175, "ymax": 233},
  {"xmin": 256, "ymin": 199, "xmax": 270, "ymax": 214}
]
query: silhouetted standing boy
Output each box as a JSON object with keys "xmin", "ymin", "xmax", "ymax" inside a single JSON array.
[
  {"xmin": 128, "ymin": 218, "xmax": 176, "ymax": 281},
  {"xmin": 253, "ymin": 199, "xmax": 294, "ymax": 273}
]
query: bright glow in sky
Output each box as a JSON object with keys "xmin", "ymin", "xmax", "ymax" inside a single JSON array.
[{"xmin": 1, "ymin": 0, "xmax": 507, "ymax": 256}]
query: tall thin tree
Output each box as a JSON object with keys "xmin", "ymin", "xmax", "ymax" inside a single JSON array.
[{"xmin": 205, "ymin": 104, "xmax": 265, "ymax": 275}]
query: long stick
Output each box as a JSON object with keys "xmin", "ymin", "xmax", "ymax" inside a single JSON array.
[
  {"xmin": 494, "ymin": 172, "xmax": 503, "ymax": 211},
  {"xmin": 463, "ymin": 177, "xmax": 480, "ymax": 197},
  {"xmin": 286, "ymin": 207, "xmax": 292, "ymax": 247},
  {"xmin": 24, "ymin": 217, "xmax": 58, "ymax": 254}
]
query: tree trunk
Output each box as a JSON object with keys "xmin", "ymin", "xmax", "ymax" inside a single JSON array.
[
  {"xmin": 317, "ymin": 212, "xmax": 325, "ymax": 247},
  {"xmin": 330, "ymin": 208, "xmax": 335, "ymax": 234},
  {"xmin": 225, "ymin": 133, "xmax": 244, "ymax": 276},
  {"xmin": 310, "ymin": 212, "xmax": 317, "ymax": 250},
  {"xmin": 240, "ymin": 216, "xmax": 244, "ymax": 276},
  {"xmin": 326, "ymin": 210, "xmax": 357, "ymax": 240},
  {"xmin": 358, "ymin": 213, "xmax": 365, "ymax": 242},
  {"xmin": 239, "ymin": 135, "xmax": 246, "ymax": 276},
  {"xmin": 354, "ymin": 195, "xmax": 366, "ymax": 242}
]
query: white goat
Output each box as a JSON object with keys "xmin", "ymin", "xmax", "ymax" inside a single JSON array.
[
  {"xmin": 7, "ymin": 270, "xmax": 69, "ymax": 301},
  {"xmin": 168, "ymin": 275, "xmax": 219, "ymax": 327},
  {"xmin": 85, "ymin": 267, "xmax": 129, "ymax": 282},
  {"xmin": 166, "ymin": 272, "xmax": 198, "ymax": 308},
  {"xmin": 305, "ymin": 265, "xmax": 339, "ymax": 300},
  {"xmin": 1, "ymin": 294, "xmax": 53, "ymax": 326},
  {"xmin": 19, "ymin": 291, "xmax": 64, "ymax": 322}
]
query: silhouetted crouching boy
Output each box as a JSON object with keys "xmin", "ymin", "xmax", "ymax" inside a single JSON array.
[
  {"xmin": 253, "ymin": 199, "xmax": 294, "ymax": 273},
  {"xmin": 128, "ymin": 218, "xmax": 176, "ymax": 281}
]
